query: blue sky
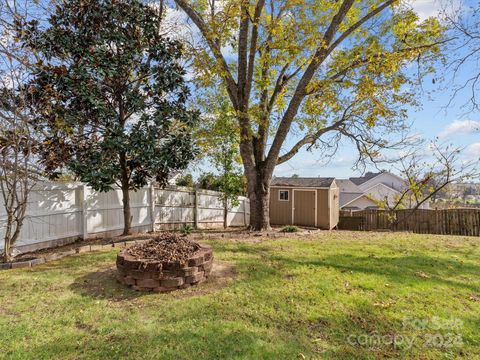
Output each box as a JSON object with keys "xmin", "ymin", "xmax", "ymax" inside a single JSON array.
[
  {"xmin": 274, "ymin": 71, "xmax": 480, "ymax": 179},
  {"xmin": 273, "ymin": 0, "xmax": 480, "ymax": 179},
  {"xmin": 176, "ymin": 0, "xmax": 480, "ymax": 180}
]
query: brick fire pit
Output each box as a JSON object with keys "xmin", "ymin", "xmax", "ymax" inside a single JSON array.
[{"xmin": 116, "ymin": 244, "xmax": 213, "ymax": 292}]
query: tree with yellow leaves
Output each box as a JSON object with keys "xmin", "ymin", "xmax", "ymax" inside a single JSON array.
[{"xmin": 173, "ymin": 0, "xmax": 446, "ymax": 230}]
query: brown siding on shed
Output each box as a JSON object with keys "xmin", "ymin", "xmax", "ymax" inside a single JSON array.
[
  {"xmin": 329, "ymin": 184, "xmax": 340, "ymax": 229},
  {"xmin": 316, "ymin": 188, "xmax": 330, "ymax": 229},
  {"xmin": 270, "ymin": 184, "xmax": 339, "ymax": 229},
  {"xmin": 293, "ymin": 190, "xmax": 316, "ymax": 226},
  {"xmin": 269, "ymin": 187, "xmax": 293, "ymax": 225}
]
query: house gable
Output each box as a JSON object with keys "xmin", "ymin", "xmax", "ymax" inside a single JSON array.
[
  {"xmin": 341, "ymin": 194, "xmax": 377, "ymax": 209},
  {"xmin": 356, "ymin": 172, "xmax": 407, "ymax": 192}
]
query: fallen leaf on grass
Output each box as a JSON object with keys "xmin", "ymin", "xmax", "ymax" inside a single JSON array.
[
  {"xmin": 373, "ymin": 299, "xmax": 396, "ymax": 308},
  {"xmin": 469, "ymin": 294, "xmax": 480, "ymax": 302},
  {"xmin": 414, "ymin": 271, "xmax": 430, "ymax": 279}
]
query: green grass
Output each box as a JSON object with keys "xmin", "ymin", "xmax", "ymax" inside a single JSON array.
[{"xmin": 1, "ymin": 232, "xmax": 480, "ymax": 359}]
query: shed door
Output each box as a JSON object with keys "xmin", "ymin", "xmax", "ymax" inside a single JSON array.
[{"xmin": 293, "ymin": 190, "xmax": 316, "ymax": 227}]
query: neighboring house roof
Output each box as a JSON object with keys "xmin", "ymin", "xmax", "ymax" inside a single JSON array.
[
  {"xmin": 363, "ymin": 182, "xmax": 401, "ymax": 196},
  {"xmin": 271, "ymin": 177, "xmax": 335, "ymax": 188},
  {"xmin": 340, "ymin": 192, "xmax": 364, "ymax": 207},
  {"xmin": 337, "ymin": 179, "xmax": 366, "ymax": 207},
  {"xmin": 336, "ymin": 179, "xmax": 363, "ymax": 193},
  {"xmin": 340, "ymin": 193, "xmax": 377, "ymax": 208},
  {"xmin": 349, "ymin": 171, "xmax": 384, "ymax": 186},
  {"xmin": 350, "ymin": 171, "xmax": 407, "ymax": 191}
]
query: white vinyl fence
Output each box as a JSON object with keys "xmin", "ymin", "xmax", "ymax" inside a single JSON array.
[{"xmin": 0, "ymin": 182, "xmax": 250, "ymax": 253}]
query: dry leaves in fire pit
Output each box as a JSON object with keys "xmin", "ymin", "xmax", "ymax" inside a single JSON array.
[{"xmin": 126, "ymin": 233, "xmax": 201, "ymax": 263}]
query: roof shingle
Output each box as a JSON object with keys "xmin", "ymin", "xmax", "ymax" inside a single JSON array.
[
  {"xmin": 271, "ymin": 177, "xmax": 335, "ymax": 188},
  {"xmin": 349, "ymin": 172, "xmax": 382, "ymax": 185}
]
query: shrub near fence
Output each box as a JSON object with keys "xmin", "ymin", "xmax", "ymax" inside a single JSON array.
[
  {"xmin": 339, "ymin": 208, "xmax": 480, "ymax": 236},
  {"xmin": 0, "ymin": 182, "xmax": 250, "ymax": 253}
]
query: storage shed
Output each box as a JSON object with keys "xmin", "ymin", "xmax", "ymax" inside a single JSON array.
[{"xmin": 269, "ymin": 177, "xmax": 339, "ymax": 229}]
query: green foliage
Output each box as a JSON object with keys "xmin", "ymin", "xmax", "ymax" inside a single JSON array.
[
  {"xmin": 178, "ymin": 1, "xmax": 446, "ymax": 229},
  {"xmin": 176, "ymin": 174, "xmax": 195, "ymax": 188},
  {"xmin": 197, "ymin": 172, "xmax": 221, "ymax": 191},
  {"xmin": 195, "ymin": 88, "xmax": 244, "ymax": 208},
  {"xmin": 280, "ymin": 225, "xmax": 299, "ymax": 233},
  {"xmin": 24, "ymin": 0, "xmax": 198, "ymax": 192},
  {"xmin": 179, "ymin": 224, "xmax": 193, "ymax": 235},
  {"xmin": 198, "ymin": 172, "xmax": 245, "ymax": 195}
]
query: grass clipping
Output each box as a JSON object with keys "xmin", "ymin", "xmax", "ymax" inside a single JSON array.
[{"xmin": 126, "ymin": 233, "xmax": 201, "ymax": 263}]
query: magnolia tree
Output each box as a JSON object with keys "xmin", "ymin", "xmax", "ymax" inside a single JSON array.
[
  {"xmin": 172, "ymin": 0, "xmax": 446, "ymax": 230},
  {"xmin": 22, "ymin": 0, "xmax": 198, "ymax": 235}
]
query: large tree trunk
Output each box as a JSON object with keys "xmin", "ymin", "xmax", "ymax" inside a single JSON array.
[
  {"xmin": 119, "ymin": 152, "xmax": 132, "ymax": 236},
  {"xmin": 121, "ymin": 184, "xmax": 132, "ymax": 236},
  {"xmin": 246, "ymin": 165, "xmax": 273, "ymax": 231},
  {"xmin": 249, "ymin": 185, "xmax": 271, "ymax": 231}
]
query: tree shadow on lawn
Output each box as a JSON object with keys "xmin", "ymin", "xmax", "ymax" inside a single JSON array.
[
  {"xmin": 271, "ymin": 252, "xmax": 480, "ymax": 293},
  {"xmin": 69, "ymin": 261, "xmax": 239, "ymax": 302},
  {"xmin": 26, "ymin": 321, "xmax": 303, "ymax": 360},
  {"xmin": 69, "ymin": 266, "xmax": 145, "ymax": 302}
]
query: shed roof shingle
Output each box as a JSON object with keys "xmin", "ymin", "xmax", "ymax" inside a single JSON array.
[{"xmin": 271, "ymin": 177, "xmax": 335, "ymax": 188}]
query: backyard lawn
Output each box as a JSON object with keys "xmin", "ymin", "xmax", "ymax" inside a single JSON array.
[{"xmin": 1, "ymin": 231, "xmax": 479, "ymax": 359}]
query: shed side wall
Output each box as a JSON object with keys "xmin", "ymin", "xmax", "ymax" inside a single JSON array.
[
  {"xmin": 330, "ymin": 186, "xmax": 340, "ymax": 229},
  {"xmin": 317, "ymin": 189, "xmax": 330, "ymax": 229},
  {"xmin": 269, "ymin": 187, "xmax": 293, "ymax": 225}
]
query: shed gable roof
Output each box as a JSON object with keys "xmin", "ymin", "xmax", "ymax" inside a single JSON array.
[{"xmin": 271, "ymin": 177, "xmax": 335, "ymax": 188}]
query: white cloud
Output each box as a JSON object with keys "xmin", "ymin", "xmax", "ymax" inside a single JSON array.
[
  {"xmin": 438, "ymin": 120, "xmax": 480, "ymax": 138},
  {"xmin": 408, "ymin": 0, "xmax": 462, "ymax": 21},
  {"xmin": 465, "ymin": 142, "xmax": 480, "ymax": 158}
]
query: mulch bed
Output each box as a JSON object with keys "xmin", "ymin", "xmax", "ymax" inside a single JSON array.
[
  {"xmin": 126, "ymin": 233, "xmax": 201, "ymax": 263},
  {"xmin": 0, "ymin": 226, "xmax": 322, "ymax": 270}
]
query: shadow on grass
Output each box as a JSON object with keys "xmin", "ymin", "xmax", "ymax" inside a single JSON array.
[
  {"xmin": 69, "ymin": 267, "xmax": 145, "ymax": 301},
  {"xmin": 271, "ymin": 253, "xmax": 480, "ymax": 293},
  {"xmin": 25, "ymin": 322, "xmax": 299, "ymax": 360},
  {"xmin": 69, "ymin": 261, "xmax": 240, "ymax": 302}
]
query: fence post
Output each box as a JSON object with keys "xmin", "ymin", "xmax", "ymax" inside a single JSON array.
[
  {"xmin": 81, "ymin": 184, "xmax": 89, "ymax": 240},
  {"xmin": 194, "ymin": 187, "xmax": 199, "ymax": 229},
  {"xmin": 149, "ymin": 183, "xmax": 155, "ymax": 232}
]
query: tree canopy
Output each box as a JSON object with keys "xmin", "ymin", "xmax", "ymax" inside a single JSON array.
[{"xmin": 173, "ymin": 0, "xmax": 446, "ymax": 229}]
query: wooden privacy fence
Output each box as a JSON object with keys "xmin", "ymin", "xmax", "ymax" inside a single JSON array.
[
  {"xmin": 339, "ymin": 209, "xmax": 480, "ymax": 236},
  {"xmin": 0, "ymin": 182, "xmax": 250, "ymax": 252}
]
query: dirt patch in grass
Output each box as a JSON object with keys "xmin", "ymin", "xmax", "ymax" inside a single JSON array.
[
  {"xmin": 70, "ymin": 260, "xmax": 237, "ymax": 302},
  {"xmin": 15, "ymin": 227, "xmax": 322, "ymax": 261}
]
